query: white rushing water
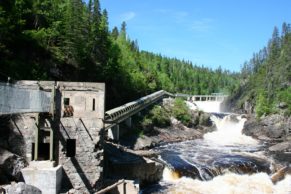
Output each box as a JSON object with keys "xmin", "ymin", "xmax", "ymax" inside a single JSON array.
[
  {"xmin": 149, "ymin": 100, "xmax": 291, "ymax": 194},
  {"xmin": 163, "ymin": 168, "xmax": 291, "ymax": 194},
  {"xmin": 186, "ymin": 101, "xmax": 222, "ymax": 113},
  {"xmin": 204, "ymin": 114, "xmax": 258, "ymax": 145}
]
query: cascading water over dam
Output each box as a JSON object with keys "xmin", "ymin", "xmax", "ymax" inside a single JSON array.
[{"xmin": 142, "ymin": 100, "xmax": 291, "ymax": 194}]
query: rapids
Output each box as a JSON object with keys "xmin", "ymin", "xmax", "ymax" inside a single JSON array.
[
  {"xmin": 160, "ymin": 171, "xmax": 291, "ymax": 194},
  {"xmin": 203, "ymin": 114, "xmax": 258, "ymax": 145},
  {"xmin": 141, "ymin": 101, "xmax": 291, "ymax": 194}
]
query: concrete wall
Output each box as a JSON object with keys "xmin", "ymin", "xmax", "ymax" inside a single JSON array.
[
  {"xmin": 3, "ymin": 81, "xmax": 105, "ymax": 193},
  {"xmin": 0, "ymin": 113, "xmax": 38, "ymax": 162},
  {"xmin": 58, "ymin": 82, "xmax": 105, "ymax": 193},
  {"xmin": 22, "ymin": 163, "xmax": 62, "ymax": 194}
]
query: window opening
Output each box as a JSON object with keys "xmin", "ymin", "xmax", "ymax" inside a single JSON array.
[
  {"xmin": 64, "ymin": 98, "xmax": 70, "ymax": 106},
  {"xmin": 66, "ymin": 139, "xmax": 76, "ymax": 157},
  {"xmin": 32, "ymin": 143, "xmax": 50, "ymax": 160},
  {"xmin": 92, "ymin": 98, "xmax": 96, "ymax": 111}
]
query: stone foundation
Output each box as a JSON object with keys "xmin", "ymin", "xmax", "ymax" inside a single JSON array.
[{"xmin": 21, "ymin": 162, "xmax": 62, "ymax": 194}]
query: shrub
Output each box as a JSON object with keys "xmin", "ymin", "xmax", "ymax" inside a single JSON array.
[
  {"xmin": 141, "ymin": 105, "xmax": 171, "ymax": 131},
  {"xmin": 171, "ymin": 98, "xmax": 192, "ymax": 126},
  {"xmin": 150, "ymin": 105, "xmax": 171, "ymax": 127},
  {"xmin": 140, "ymin": 98, "xmax": 193, "ymax": 130}
]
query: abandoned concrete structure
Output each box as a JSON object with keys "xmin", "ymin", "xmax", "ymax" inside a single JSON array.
[{"xmin": 1, "ymin": 81, "xmax": 105, "ymax": 193}]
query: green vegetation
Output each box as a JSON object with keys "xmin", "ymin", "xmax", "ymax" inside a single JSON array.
[
  {"xmin": 171, "ymin": 98, "xmax": 192, "ymax": 126},
  {"xmin": 0, "ymin": 0, "xmax": 238, "ymax": 110},
  {"xmin": 255, "ymin": 90, "xmax": 272, "ymax": 118},
  {"xmin": 141, "ymin": 98, "xmax": 193, "ymax": 131},
  {"xmin": 234, "ymin": 23, "xmax": 291, "ymax": 117},
  {"xmin": 141, "ymin": 105, "xmax": 171, "ymax": 130}
]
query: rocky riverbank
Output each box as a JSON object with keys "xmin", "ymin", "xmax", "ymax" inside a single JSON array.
[
  {"xmin": 117, "ymin": 98, "xmax": 216, "ymax": 150},
  {"xmin": 242, "ymin": 113, "xmax": 291, "ymax": 164},
  {"xmin": 118, "ymin": 112, "xmax": 215, "ymax": 151}
]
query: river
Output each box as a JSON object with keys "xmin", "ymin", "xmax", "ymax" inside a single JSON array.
[{"xmin": 141, "ymin": 102, "xmax": 291, "ymax": 194}]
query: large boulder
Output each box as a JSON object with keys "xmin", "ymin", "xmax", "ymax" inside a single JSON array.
[
  {"xmin": 134, "ymin": 136, "xmax": 156, "ymax": 150},
  {"xmin": 4, "ymin": 182, "xmax": 41, "ymax": 194},
  {"xmin": 243, "ymin": 114, "xmax": 290, "ymax": 139},
  {"xmin": 0, "ymin": 148, "xmax": 28, "ymax": 183},
  {"xmin": 269, "ymin": 142, "xmax": 291, "ymax": 152}
]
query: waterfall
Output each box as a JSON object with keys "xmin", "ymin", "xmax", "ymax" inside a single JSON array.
[
  {"xmin": 204, "ymin": 114, "xmax": 258, "ymax": 145},
  {"xmin": 186, "ymin": 101, "xmax": 222, "ymax": 113}
]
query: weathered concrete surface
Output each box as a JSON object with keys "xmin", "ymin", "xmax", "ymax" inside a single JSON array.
[
  {"xmin": 0, "ymin": 113, "xmax": 38, "ymax": 162},
  {"xmin": 0, "ymin": 81, "xmax": 105, "ymax": 193},
  {"xmin": 58, "ymin": 82, "xmax": 105, "ymax": 193},
  {"xmin": 108, "ymin": 125, "xmax": 120, "ymax": 141},
  {"xmin": 21, "ymin": 162, "xmax": 62, "ymax": 194},
  {"xmin": 21, "ymin": 163, "xmax": 62, "ymax": 194}
]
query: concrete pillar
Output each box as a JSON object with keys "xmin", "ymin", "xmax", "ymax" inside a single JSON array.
[
  {"xmin": 22, "ymin": 162, "xmax": 62, "ymax": 194},
  {"xmin": 125, "ymin": 117, "xmax": 132, "ymax": 128},
  {"xmin": 49, "ymin": 127, "xmax": 54, "ymax": 161},
  {"xmin": 108, "ymin": 124, "xmax": 120, "ymax": 141},
  {"xmin": 34, "ymin": 114, "xmax": 39, "ymax": 161}
]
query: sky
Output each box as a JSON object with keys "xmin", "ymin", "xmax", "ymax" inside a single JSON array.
[{"xmin": 99, "ymin": 0, "xmax": 291, "ymax": 72}]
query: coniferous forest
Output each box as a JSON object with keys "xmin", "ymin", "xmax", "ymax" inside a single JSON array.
[
  {"xmin": 1, "ymin": 0, "xmax": 290, "ymax": 115},
  {"xmin": 234, "ymin": 24, "xmax": 291, "ymax": 116}
]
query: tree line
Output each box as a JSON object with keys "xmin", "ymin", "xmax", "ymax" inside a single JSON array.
[
  {"xmin": 237, "ymin": 23, "xmax": 291, "ymax": 116},
  {"xmin": 0, "ymin": 0, "xmax": 238, "ymax": 109}
]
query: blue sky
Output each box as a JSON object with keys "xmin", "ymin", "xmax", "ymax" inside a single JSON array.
[{"xmin": 99, "ymin": 0, "xmax": 291, "ymax": 72}]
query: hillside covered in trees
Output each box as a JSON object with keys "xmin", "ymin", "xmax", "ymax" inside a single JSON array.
[
  {"xmin": 0, "ymin": 0, "xmax": 239, "ymax": 109},
  {"xmin": 232, "ymin": 23, "xmax": 291, "ymax": 116}
]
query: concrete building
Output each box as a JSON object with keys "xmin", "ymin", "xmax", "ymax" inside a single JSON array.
[{"xmin": 3, "ymin": 81, "xmax": 105, "ymax": 193}]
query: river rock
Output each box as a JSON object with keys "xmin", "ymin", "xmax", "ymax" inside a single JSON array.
[
  {"xmin": 243, "ymin": 114, "xmax": 289, "ymax": 139},
  {"xmin": 134, "ymin": 136, "xmax": 156, "ymax": 150},
  {"xmin": 269, "ymin": 142, "xmax": 291, "ymax": 152},
  {"xmin": 198, "ymin": 112, "xmax": 212, "ymax": 126},
  {"xmin": 0, "ymin": 148, "xmax": 28, "ymax": 183},
  {"xmin": 4, "ymin": 182, "xmax": 41, "ymax": 194}
]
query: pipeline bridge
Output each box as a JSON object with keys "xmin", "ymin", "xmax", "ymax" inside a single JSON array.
[
  {"xmin": 104, "ymin": 90, "xmax": 174, "ymax": 140},
  {"xmin": 103, "ymin": 91, "xmax": 228, "ymax": 140}
]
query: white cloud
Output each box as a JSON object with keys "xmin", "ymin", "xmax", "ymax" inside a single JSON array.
[{"xmin": 120, "ymin": 11, "xmax": 136, "ymax": 22}]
